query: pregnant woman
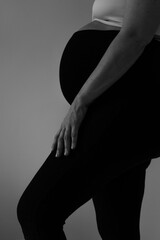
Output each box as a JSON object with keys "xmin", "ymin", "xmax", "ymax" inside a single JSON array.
[{"xmin": 17, "ymin": 0, "xmax": 160, "ymax": 239}]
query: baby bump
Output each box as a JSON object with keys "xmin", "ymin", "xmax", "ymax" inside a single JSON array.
[{"xmin": 59, "ymin": 30, "xmax": 120, "ymax": 105}]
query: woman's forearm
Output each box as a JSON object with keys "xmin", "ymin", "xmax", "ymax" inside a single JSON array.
[{"xmin": 75, "ymin": 31, "xmax": 147, "ymax": 107}]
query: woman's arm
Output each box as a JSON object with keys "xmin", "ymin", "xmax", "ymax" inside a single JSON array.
[{"xmin": 75, "ymin": 0, "xmax": 160, "ymax": 107}]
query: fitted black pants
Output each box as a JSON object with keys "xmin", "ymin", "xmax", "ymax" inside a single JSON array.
[{"xmin": 17, "ymin": 30, "xmax": 160, "ymax": 240}]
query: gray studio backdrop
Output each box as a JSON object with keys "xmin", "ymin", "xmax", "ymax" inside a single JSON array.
[{"xmin": 0, "ymin": 1, "xmax": 160, "ymax": 239}]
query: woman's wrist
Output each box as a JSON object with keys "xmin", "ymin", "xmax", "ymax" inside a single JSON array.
[{"xmin": 74, "ymin": 94, "xmax": 91, "ymax": 109}]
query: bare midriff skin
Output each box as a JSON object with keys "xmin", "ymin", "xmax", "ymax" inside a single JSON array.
[
  {"xmin": 77, "ymin": 19, "xmax": 160, "ymax": 40},
  {"xmin": 78, "ymin": 20, "xmax": 121, "ymax": 32}
]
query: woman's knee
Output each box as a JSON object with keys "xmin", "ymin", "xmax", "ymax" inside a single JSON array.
[
  {"xmin": 17, "ymin": 193, "xmax": 66, "ymax": 240},
  {"xmin": 17, "ymin": 192, "xmax": 30, "ymax": 225},
  {"xmin": 17, "ymin": 190, "xmax": 65, "ymax": 224}
]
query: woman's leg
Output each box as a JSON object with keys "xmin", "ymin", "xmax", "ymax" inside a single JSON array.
[
  {"xmin": 92, "ymin": 160, "xmax": 151, "ymax": 240},
  {"xmin": 16, "ymin": 145, "xmax": 116, "ymax": 240}
]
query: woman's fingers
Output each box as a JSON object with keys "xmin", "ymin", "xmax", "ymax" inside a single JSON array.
[
  {"xmin": 64, "ymin": 126, "xmax": 71, "ymax": 156},
  {"xmin": 54, "ymin": 124, "xmax": 77, "ymax": 157},
  {"xmin": 51, "ymin": 129, "xmax": 60, "ymax": 151},
  {"xmin": 71, "ymin": 125, "xmax": 77, "ymax": 150},
  {"xmin": 56, "ymin": 129, "xmax": 65, "ymax": 157}
]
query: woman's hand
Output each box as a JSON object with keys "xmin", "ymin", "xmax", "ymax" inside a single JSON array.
[{"xmin": 51, "ymin": 97, "xmax": 88, "ymax": 157}]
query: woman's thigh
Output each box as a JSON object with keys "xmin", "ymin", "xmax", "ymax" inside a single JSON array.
[{"xmin": 92, "ymin": 160, "xmax": 151, "ymax": 240}]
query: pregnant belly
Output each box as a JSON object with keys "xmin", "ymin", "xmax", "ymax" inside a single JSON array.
[
  {"xmin": 59, "ymin": 28, "xmax": 120, "ymax": 105},
  {"xmin": 59, "ymin": 21, "xmax": 121, "ymax": 105}
]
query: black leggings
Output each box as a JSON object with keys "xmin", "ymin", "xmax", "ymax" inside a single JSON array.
[{"xmin": 17, "ymin": 29, "xmax": 160, "ymax": 240}]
